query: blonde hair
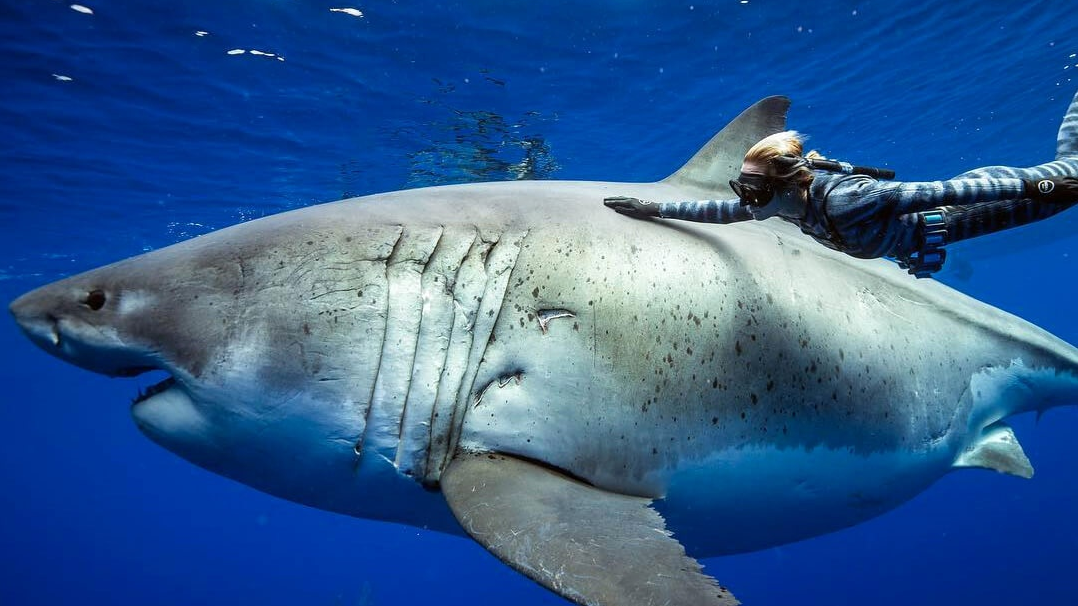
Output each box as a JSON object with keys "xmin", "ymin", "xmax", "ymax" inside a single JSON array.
[{"xmin": 743, "ymin": 130, "xmax": 823, "ymax": 186}]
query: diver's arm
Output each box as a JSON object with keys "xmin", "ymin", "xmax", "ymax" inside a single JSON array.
[
  {"xmin": 604, "ymin": 196, "xmax": 752, "ymax": 223},
  {"xmin": 655, "ymin": 199, "xmax": 754, "ymax": 223}
]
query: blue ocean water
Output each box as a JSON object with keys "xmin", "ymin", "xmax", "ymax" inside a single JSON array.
[{"xmin": 1, "ymin": 1, "xmax": 1076, "ymax": 604}]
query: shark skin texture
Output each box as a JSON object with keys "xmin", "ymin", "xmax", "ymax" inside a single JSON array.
[{"xmin": 9, "ymin": 96, "xmax": 1078, "ymax": 606}]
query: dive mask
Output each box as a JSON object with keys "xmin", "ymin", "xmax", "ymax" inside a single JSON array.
[{"xmin": 729, "ymin": 173, "xmax": 774, "ymax": 207}]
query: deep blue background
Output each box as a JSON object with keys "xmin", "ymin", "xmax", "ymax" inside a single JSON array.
[{"xmin": 1, "ymin": 1, "xmax": 1076, "ymax": 605}]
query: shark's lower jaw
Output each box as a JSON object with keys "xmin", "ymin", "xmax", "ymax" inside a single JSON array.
[
  {"xmin": 129, "ymin": 377, "xmax": 206, "ymax": 454},
  {"xmin": 133, "ymin": 375, "xmax": 178, "ymax": 405}
]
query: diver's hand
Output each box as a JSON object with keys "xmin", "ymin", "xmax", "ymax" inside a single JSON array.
[
  {"xmin": 603, "ymin": 196, "xmax": 660, "ymax": 219},
  {"xmin": 1025, "ymin": 177, "xmax": 1078, "ymax": 204}
]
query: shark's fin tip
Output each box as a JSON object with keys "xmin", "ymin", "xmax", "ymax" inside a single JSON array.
[{"xmin": 953, "ymin": 421, "xmax": 1034, "ymax": 479}]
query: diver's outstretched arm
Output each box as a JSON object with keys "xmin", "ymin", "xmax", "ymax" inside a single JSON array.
[
  {"xmin": 604, "ymin": 196, "xmax": 753, "ymax": 224},
  {"xmin": 653, "ymin": 198, "xmax": 753, "ymax": 224}
]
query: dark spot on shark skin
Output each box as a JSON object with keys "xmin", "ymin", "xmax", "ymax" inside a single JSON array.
[
  {"xmin": 303, "ymin": 323, "xmax": 311, "ymax": 336},
  {"xmin": 735, "ymin": 341, "xmax": 742, "ymax": 356},
  {"xmin": 750, "ymin": 393, "xmax": 758, "ymax": 405},
  {"xmin": 712, "ymin": 416, "xmax": 718, "ymax": 425},
  {"xmin": 532, "ymin": 287, "xmax": 539, "ymax": 298}
]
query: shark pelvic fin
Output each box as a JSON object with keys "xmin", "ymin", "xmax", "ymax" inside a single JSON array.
[
  {"xmin": 441, "ymin": 452, "xmax": 739, "ymax": 606},
  {"xmin": 662, "ymin": 95, "xmax": 790, "ymax": 196},
  {"xmin": 953, "ymin": 421, "xmax": 1034, "ymax": 479}
]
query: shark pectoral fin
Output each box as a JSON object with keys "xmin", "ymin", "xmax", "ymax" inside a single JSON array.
[
  {"xmin": 441, "ymin": 453, "xmax": 738, "ymax": 606},
  {"xmin": 953, "ymin": 421, "xmax": 1034, "ymax": 479}
]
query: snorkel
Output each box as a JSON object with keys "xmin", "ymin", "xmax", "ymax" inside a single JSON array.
[{"xmin": 771, "ymin": 155, "xmax": 896, "ymax": 180}]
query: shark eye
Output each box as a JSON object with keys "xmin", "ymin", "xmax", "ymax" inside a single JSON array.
[{"xmin": 84, "ymin": 290, "xmax": 107, "ymax": 310}]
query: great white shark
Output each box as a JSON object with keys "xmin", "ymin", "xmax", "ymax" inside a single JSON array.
[{"xmin": 10, "ymin": 95, "xmax": 1078, "ymax": 606}]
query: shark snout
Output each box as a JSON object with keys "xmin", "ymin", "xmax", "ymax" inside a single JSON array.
[
  {"xmin": 10, "ymin": 289, "xmax": 62, "ymax": 350},
  {"xmin": 10, "ymin": 284, "xmax": 159, "ymax": 378}
]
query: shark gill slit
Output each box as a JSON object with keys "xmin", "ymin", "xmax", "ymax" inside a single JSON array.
[
  {"xmin": 365, "ymin": 226, "xmax": 442, "ymax": 460},
  {"xmin": 424, "ymin": 228, "xmax": 527, "ymax": 482},
  {"xmin": 441, "ymin": 228, "xmax": 528, "ymax": 478},
  {"xmin": 388, "ymin": 226, "xmax": 445, "ymax": 450},
  {"xmin": 401, "ymin": 227, "xmax": 479, "ymax": 480},
  {"xmin": 354, "ymin": 226, "xmax": 404, "ymax": 457},
  {"xmin": 442, "ymin": 233, "xmax": 505, "ymax": 477},
  {"xmin": 391, "ymin": 224, "xmax": 451, "ymax": 473},
  {"xmin": 423, "ymin": 228, "xmax": 490, "ymax": 482}
]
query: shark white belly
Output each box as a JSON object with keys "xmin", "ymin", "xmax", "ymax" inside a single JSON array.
[{"xmin": 9, "ymin": 96, "xmax": 1078, "ymax": 605}]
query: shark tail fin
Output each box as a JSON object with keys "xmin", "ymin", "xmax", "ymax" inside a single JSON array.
[
  {"xmin": 662, "ymin": 96, "xmax": 790, "ymax": 196},
  {"xmin": 973, "ymin": 360, "xmax": 1078, "ymax": 420},
  {"xmin": 1055, "ymin": 90, "xmax": 1078, "ymax": 160}
]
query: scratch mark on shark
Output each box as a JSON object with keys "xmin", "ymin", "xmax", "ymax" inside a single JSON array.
[{"xmin": 536, "ymin": 308, "xmax": 575, "ymax": 334}]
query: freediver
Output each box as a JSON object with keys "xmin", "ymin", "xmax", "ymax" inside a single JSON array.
[{"xmin": 604, "ymin": 91, "xmax": 1078, "ymax": 277}]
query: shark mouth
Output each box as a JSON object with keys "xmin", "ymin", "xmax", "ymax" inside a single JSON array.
[{"xmin": 132, "ymin": 374, "xmax": 178, "ymax": 405}]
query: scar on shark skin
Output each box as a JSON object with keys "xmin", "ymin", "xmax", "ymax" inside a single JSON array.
[
  {"xmin": 474, "ymin": 370, "xmax": 525, "ymax": 408},
  {"xmin": 536, "ymin": 308, "xmax": 575, "ymax": 333}
]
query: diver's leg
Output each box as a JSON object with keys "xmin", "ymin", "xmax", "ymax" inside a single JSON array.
[
  {"xmin": 939, "ymin": 199, "xmax": 1075, "ymax": 244},
  {"xmin": 895, "ymin": 91, "xmax": 1078, "ymax": 277},
  {"xmin": 893, "ymin": 197, "xmax": 1076, "ymax": 278}
]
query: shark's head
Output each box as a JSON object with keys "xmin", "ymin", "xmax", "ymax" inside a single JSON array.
[
  {"xmin": 8, "ymin": 230, "xmax": 453, "ymax": 528},
  {"xmin": 9, "ymin": 248, "xmax": 246, "ymax": 455},
  {"xmin": 9, "ymin": 241, "xmax": 320, "ymax": 471}
]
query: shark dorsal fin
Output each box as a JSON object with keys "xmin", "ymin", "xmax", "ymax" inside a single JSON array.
[{"xmin": 662, "ymin": 95, "xmax": 790, "ymax": 196}]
